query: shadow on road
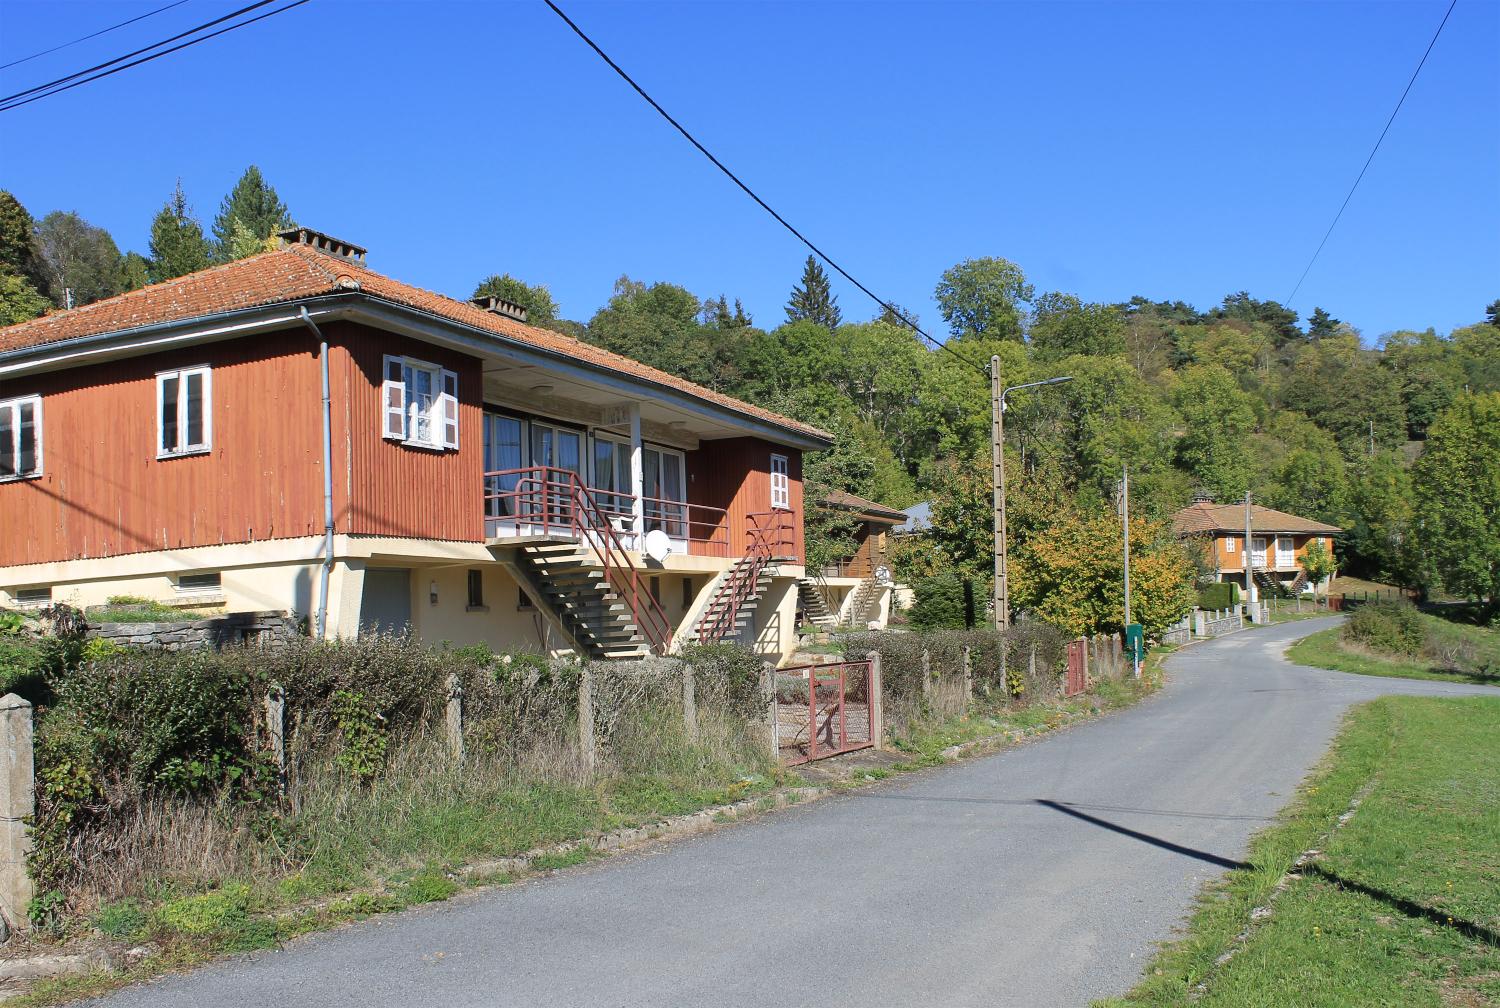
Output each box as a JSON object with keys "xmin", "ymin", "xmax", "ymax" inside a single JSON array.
[{"xmin": 1035, "ymin": 799, "xmax": 1251, "ymax": 870}]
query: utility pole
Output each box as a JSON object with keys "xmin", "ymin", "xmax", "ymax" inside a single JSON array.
[
  {"xmin": 991, "ymin": 354, "xmax": 1007, "ymax": 628},
  {"xmin": 1244, "ymin": 490, "xmax": 1258, "ymax": 613},
  {"xmin": 1122, "ymin": 464, "xmax": 1131, "ymax": 630},
  {"xmin": 1368, "ymin": 419, "xmax": 1375, "ymax": 457}
]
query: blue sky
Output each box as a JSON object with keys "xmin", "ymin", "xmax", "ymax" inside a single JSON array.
[{"xmin": 1, "ymin": 0, "xmax": 1496, "ymax": 341}]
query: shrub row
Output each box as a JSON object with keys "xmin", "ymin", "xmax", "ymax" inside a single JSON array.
[{"xmin": 1343, "ymin": 600, "xmax": 1426, "ymax": 657}]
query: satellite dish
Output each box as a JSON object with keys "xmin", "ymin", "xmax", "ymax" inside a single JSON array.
[{"xmin": 643, "ymin": 528, "xmax": 673, "ymax": 563}]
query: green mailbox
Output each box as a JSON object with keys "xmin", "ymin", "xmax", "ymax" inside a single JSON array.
[{"xmin": 1124, "ymin": 624, "xmax": 1145, "ymax": 663}]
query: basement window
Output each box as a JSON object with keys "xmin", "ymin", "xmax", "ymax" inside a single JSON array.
[
  {"xmin": 175, "ymin": 572, "xmax": 222, "ymax": 597},
  {"xmin": 517, "ymin": 586, "xmax": 533, "ymax": 611},
  {"xmin": 467, "ymin": 569, "xmax": 486, "ymax": 611},
  {"xmin": 682, "ymin": 577, "xmax": 694, "ymax": 611},
  {"xmin": 382, "ymin": 355, "xmax": 458, "ymax": 451},
  {"xmin": 13, "ymin": 586, "xmax": 51, "ymax": 608},
  {"xmin": 0, "ymin": 394, "xmax": 42, "ymax": 480}
]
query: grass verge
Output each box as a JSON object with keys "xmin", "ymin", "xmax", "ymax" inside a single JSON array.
[
  {"xmin": 1288, "ymin": 616, "xmax": 1500, "ymax": 687},
  {"xmin": 1099, "ymin": 695, "xmax": 1500, "ymax": 1008}
]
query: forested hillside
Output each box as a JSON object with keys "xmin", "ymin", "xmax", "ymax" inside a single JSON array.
[{"xmin": 3, "ymin": 176, "xmax": 1496, "ymax": 611}]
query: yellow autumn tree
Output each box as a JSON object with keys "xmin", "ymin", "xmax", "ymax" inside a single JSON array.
[{"xmin": 1010, "ymin": 511, "xmax": 1195, "ymax": 637}]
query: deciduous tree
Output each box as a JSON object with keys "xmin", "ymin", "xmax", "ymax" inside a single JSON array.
[
  {"xmin": 35, "ymin": 211, "xmax": 123, "ymax": 306},
  {"xmin": 934, "ymin": 256, "xmax": 1032, "ymax": 341},
  {"xmin": 1412, "ymin": 393, "xmax": 1500, "ymax": 610},
  {"xmin": 472, "ymin": 273, "xmax": 561, "ymax": 330}
]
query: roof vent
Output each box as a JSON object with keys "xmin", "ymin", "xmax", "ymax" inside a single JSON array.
[
  {"xmin": 1190, "ymin": 489, "xmax": 1215, "ymax": 505},
  {"xmin": 277, "ymin": 227, "xmax": 367, "ymax": 264},
  {"xmin": 469, "ymin": 295, "xmax": 528, "ymax": 324}
]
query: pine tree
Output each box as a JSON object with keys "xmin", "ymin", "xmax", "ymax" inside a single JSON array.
[
  {"xmin": 0, "ymin": 189, "xmax": 52, "ymax": 301},
  {"xmin": 212, "ymin": 165, "xmax": 291, "ymax": 262},
  {"xmin": 785, "ymin": 255, "xmax": 842, "ymax": 331},
  {"xmin": 148, "ymin": 182, "xmax": 212, "ymax": 283},
  {"xmin": 118, "ymin": 252, "xmax": 151, "ymax": 292},
  {"xmin": 1307, "ymin": 307, "xmax": 1341, "ymax": 340}
]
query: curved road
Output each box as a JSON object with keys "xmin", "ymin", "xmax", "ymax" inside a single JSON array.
[{"xmin": 90, "ymin": 617, "xmax": 1497, "ymax": 1008}]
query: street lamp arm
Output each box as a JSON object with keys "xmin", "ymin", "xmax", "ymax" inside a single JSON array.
[{"xmin": 1001, "ymin": 375, "xmax": 1073, "ymax": 409}]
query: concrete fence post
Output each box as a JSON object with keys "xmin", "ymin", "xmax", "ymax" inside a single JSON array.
[
  {"xmin": 264, "ymin": 683, "xmax": 285, "ymax": 795},
  {"xmin": 578, "ymin": 665, "xmax": 596, "ymax": 778},
  {"xmin": 0, "ymin": 694, "xmax": 35, "ymax": 937},
  {"xmin": 1028, "ymin": 642, "xmax": 1037, "ymax": 685},
  {"xmin": 1194, "ymin": 610, "xmax": 1207, "ymax": 637},
  {"xmin": 920, "ymin": 649, "xmax": 932, "ymax": 701},
  {"xmin": 762, "ymin": 661, "xmax": 779, "ymax": 758},
  {"xmin": 682, "ymin": 663, "xmax": 698, "ymax": 742},
  {"xmin": 867, "ymin": 651, "xmax": 885, "ymax": 750},
  {"xmin": 962, "ymin": 646, "xmax": 974, "ymax": 703},
  {"xmin": 445, "ymin": 673, "xmax": 464, "ymax": 767}
]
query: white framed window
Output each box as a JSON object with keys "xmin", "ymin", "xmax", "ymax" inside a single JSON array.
[
  {"xmin": 157, "ymin": 366, "xmax": 211, "ymax": 458},
  {"xmin": 1224, "ymin": 536, "xmax": 1237, "ymax": 554},
  {"xmin": 383, "ymin": 355, "xmax": 458, "ymax": 451},
  {"xmin": 0, "ymin": 394, "xmax": 42, "ymax": 480},
  {"xmin": 770, "ymin": 453, "xmax": 790, "ymax": 510}
]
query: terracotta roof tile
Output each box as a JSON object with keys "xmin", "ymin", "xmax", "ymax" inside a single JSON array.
[
  {"xmin": 1172, "ymin": 501, "xmax": 1342, "ymax": 536},
  {"xmin": 822, "ymin": 489, "xmax": 908, "ymax": 523},
  {"xmin": 0, "ymin": 246, "xmax": 832, "ymax": 443}
]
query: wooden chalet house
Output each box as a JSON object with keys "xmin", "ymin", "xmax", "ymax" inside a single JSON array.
[
  {"xmin": 0, "ymin": 229, "xmax": 831, "ymax": 662},
  {"xmin": 1171, "ymin": 499, "xmax": 1342, "ymax": 597},
  {"xmin": 797, "ymin": 490, "xmax": 907, "ymax": 630}
]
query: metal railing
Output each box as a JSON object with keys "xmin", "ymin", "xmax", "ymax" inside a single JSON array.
[
  {"xmin": 694, "ymin": 510, "xmax": 795, "ymax": 644},
  {"xmin": 777, "ymin": 659, "xmax": 873, "ymax": 764},
  {"xmin": 482, "ymin": 466, "xmax": 674, "ymax": 654},
  {"xmin": 485, "ymin": 468, "xmax": 730, "ymax": 557}
]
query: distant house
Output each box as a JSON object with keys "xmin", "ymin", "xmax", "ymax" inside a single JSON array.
[
  {"xmin": 893, "ymin": 500, "xmax": 932, "ymax": 537},
  {"xmin": 797, "ymin": 490, "xmax": 907, "ymax": 630},
  {"xmin": 1172, "ymin": 500, "xmax": 1342, "ymax": 596},
  {"xmin": 0, "ymin": 228, "xmax": 833, "ymax": 663}
]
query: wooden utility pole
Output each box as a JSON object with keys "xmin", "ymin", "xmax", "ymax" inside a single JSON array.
[
  {"xmin": 991, "ymin": 354, "xmax": 1008, "ymax": 628},
  {"xmin": 1244, "ymin": 490, "xmax": 1258, "ymax": 609},
  {"xmin": 1121, "ymin": 464, "xmax": 1131, "ymax": 629}
]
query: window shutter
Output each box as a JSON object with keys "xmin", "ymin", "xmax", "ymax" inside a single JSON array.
[
  {"xmin": 440, "ymin": 369, "xmax": 459, "ymax": 449},
  {"xmin": 382, "ymin": 356, "xmax": 407, "ymax": 440}
]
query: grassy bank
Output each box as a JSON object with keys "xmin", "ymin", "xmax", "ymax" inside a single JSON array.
[
  {"xmin": 1287, "ymin": 611, "xmax": 1500, "ymax": 687},
  {"xmin": 1101, "ymin": 695, "xmax": 1500, "ymax": 1008}
]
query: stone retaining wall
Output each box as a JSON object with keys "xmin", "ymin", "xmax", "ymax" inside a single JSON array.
[{"xmin": 87, "ymin": 612, "xmax": 302, "ymax": 651}]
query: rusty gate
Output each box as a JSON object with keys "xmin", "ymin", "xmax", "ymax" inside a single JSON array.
[
  {"xmin": 776, "ymin": 661, "xmax": 874, "ymax": 764},
  {"xmin": 1063, "ymin": 639, "xmax": 1088, "ymax": 697}
]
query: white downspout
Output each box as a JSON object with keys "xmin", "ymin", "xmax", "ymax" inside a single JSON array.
[{"xmin": 300, "ymin": 307, "xmax": 336, "ymax": 639}]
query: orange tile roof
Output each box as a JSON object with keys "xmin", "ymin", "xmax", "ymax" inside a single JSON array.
[
  {"xmin": 822, "ymin": 489, "xmax": 908, "ymax": 523},
  {"xmin": 1172, "ymin": 501, "xmax": 1342, "ymax": 536},
  {"xmin": 0, "ymin": 245, "xmax": 833, "ymax": 443}
]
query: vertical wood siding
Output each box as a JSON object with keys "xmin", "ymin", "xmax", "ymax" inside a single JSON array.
[
  {"xmin": 0, "ymin": 332, "xmax": 324, "ymax": 567},
  {"xmin": 330, "ymin": 322, "xmax": 483, "ymax": 543},
  {"xmin": 688, "ymin": 437, "xmax": 804, "ymax": 563}
]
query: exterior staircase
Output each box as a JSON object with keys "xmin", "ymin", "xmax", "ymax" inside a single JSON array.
[
  {"xmin": 843, "ymin": 577, "xmax": 882, "ymax": 628},
  {"xmin": 692, "ymin": 556, "xmax": 775, "ymax": 644},
  {"xmin": 1251, "ymin": 567, "xmax": 1292, "ymax": 598},
  {"xmin": 796, "ymin": 578, "xmax": 838, "ymax": 630},
  {"xmin": 501, "ymin": 542, "xmax": 650, "ymax": 659}
]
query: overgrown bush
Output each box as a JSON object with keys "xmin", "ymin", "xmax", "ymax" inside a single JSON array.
[
  {"xmin": 1196, "ymin": 581, "xmax": 1240, "ymax": 610},
  {"xmin": 907, "ymin": 574, "xmax": 974, "ymax": 630},
  {"xmin": 679, "ymin": 642, "xmax": 768, "ymax": 721},
  {"xmin": 1343, "ymin": 600, "xmax": 1427, "ymax": 657}
]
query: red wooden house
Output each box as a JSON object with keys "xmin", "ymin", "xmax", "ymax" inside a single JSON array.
[{"xmin": 0, "ymin": 229, "xmax": 831, "ymax": 662}]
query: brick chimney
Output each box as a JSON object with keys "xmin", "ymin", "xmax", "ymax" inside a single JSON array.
[
  {"xmin": 469, "ymin": 295, "xmax": 528, "ymax": 324},
  {"xmin": 277, "ymin": 227, "xmax": 366, "ymax": 264}
]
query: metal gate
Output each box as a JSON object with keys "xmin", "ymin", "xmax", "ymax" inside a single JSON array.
[
  {"xmin": 1063, "ymin": 639, "xmax": 1088, "ymax": 697},
  {"xmin": 776, "ymin": 661, "xmax": 874, "ymax": 764}
]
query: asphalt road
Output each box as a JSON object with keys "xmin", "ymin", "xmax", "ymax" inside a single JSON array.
[{"xmin": 90, "ymin": 617, "xmax": 1498, "ymax": 1008}]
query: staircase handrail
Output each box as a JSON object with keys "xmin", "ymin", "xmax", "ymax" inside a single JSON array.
[
  {"xmin": 696, "ymin": 510, "xmax": 792, "ymax": 643},
  {"xmin": 488, "ymin": 466, "xmax": 673, "ymax": 654}
]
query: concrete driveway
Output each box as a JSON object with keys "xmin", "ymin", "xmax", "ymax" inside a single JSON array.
[{"xmin": 88, "ymin": 617, "xmax": 1497, "ymax": 1008}]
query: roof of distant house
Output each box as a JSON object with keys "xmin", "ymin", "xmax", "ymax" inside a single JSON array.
[
  {"xmin": 894, "ymin": 500, "xmax": 932, "ymax": 534},
  {"xmin": 1172, "ymin": 501, "xmax": 1343, "ymax": 537},
  {"xmin": 0, "ymin": 243, "xmax": 832, "ymax": 444},
  {"xmin": 822, "ymin": 489, "xmax": 908, "ymax": 524}
]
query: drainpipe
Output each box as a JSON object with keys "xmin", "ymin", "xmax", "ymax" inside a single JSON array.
[{"xmin": 300, "ymin": 307, "xmax": 336, "ymax": 639}]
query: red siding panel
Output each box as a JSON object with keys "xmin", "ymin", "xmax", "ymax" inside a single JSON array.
[
  {"xmin": 0, "ymin": 331, "xmax": 323, "ymax": 567},
  {"xmin": 687, "ymin": 437, "xmax": 804, "ymax": 563}
]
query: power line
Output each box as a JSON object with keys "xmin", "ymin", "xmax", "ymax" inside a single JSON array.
[
  {"xmin": 0, "ymin": 0, "xmax": 311, "ymax": 113},
  {"xmin": 541, "ymin": 0, "xmax": 989, "ymax": 378},
  {"xmin": 1285, "ymin": 0, "xmax": 1458, "ymax": 308},
  {"xmin": 0, "ymin": 0, "xmax": 281, "ymax": 107},
  {"xmin": 0, "ymin": 0, "xmax": 195, "ymax": 72}
]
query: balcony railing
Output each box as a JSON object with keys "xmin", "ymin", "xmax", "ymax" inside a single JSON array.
[{"xmin": 483, "ymin": 467, "xmax": 730, "ymax": 557}]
